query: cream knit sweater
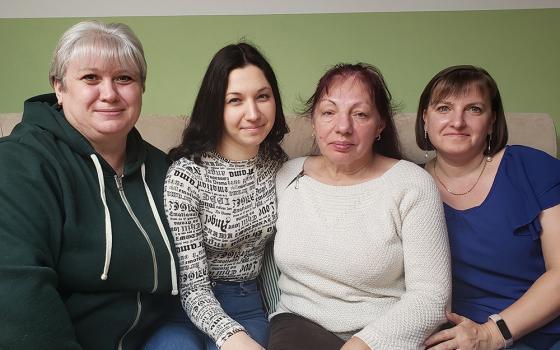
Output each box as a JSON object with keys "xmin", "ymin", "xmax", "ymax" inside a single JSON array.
[{"xmin": 273, "ymin": 157, "xmax": 451, "ymax": 349}]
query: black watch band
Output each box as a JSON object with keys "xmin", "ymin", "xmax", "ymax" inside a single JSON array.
[{"xmin": 489, "ymin": 314, "xmax": 513, "ymax": 348}]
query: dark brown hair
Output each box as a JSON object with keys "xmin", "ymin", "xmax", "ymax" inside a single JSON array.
[
  {"xmin": 415, "ymin": 65, "xmax": 508, "ymax": 156},
  {"xmin": 169, "ymin": 42, "xmax": 288, "ymax": 163}
]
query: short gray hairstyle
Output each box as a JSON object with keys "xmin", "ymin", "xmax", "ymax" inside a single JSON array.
[{"xmin": 49, "ymin": 20, "xmax": 147, "ymax": 91}]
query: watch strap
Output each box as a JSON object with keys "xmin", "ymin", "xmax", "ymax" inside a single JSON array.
[{"xmin": 489, "ymin": 314, "xmax": 514, "ymax": 348}]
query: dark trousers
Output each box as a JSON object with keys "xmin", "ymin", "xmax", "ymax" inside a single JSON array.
[{"xmin": 268, "ymin": 313, "xmax": 345, "ymax": 350}]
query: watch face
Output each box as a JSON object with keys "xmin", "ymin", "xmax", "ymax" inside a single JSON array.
[
  {"xmin": 489, "ymin": 314, "xmax": 514, "ymax": 347},
  {"xmin": 496, "ymin": 319, "xmax": 513, "ymax": 339}
]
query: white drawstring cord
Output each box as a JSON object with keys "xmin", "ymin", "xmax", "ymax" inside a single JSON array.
[
  {"xmin": 90, "ymin": 154, "xmax": 113, "ymax": 280},
  {"xmin": 141, "ymin": 164, "xmax": 179, "ymax": 295},
  {"xmin": 89, "ymin": 156, "xmax": 178, "ymax": 295}
]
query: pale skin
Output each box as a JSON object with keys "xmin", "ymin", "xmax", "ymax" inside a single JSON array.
[
  {"xmin": 306, "ymin": 76, "xmax": 395, "ymax": 186},
  {"xmin": 217, "ymin": 64, "xmax": 275, "ymax": 161},
  {"xmin": 305, "ymin": 76, "xmax": 398, "ymax": 350},
  {"xmin": 216, "ymin": 65, "xmax": 276, "ymax": 350},
  {"xmin": 422, "ymin": 87, "xmax": 560, "ymax": 349},
  {"xmin": 54, "ymin": 55, "xmax": 143, "ymax": 176},
  {"xmin": 340, "ymin": 337, "xmax": 371, "ymax": 350},
  {"xmin": 222, "ymin": 331, "xmax": 265, "ymax": 350}
]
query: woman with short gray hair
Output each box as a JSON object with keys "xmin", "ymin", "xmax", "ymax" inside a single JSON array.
[
  {"xmin": 0, "ymin": 20, "xmax": 178, "ymax": 350},
  {"xmin": 49, "ymin": 20, "xmax": 148, "ymax": 91}
]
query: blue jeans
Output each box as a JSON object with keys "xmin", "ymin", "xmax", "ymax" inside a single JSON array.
[{"xmin": 144, "ymin": 280, "xmax": 268, "ymax": 350}]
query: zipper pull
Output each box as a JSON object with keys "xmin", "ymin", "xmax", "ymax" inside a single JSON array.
[
  {"xmin": 286, "ymin": 169, "xmax": 304, "ymax": 190},
  {"xmin": 114, "ymin": 175, "xmax": 124, "ymax": 191}
]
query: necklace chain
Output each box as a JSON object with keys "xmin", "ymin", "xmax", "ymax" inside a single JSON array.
[{"xmin": 433, "ymin": 156, "xmax": 489, "ymax": 196}]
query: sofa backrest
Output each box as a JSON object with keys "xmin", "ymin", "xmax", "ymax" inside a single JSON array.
[{"xmin": 1, "ymin": 112, "xmax": 557, "ymax": 163}]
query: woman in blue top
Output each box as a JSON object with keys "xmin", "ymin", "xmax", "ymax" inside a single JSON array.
[{"xmin": 417, "ymin": 65, "xmax": 560, "ymax": 350}]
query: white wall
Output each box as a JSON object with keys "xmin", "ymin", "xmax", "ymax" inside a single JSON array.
[{"xmin": 2, "ymin": 0, "xmax": 560, "ymax": 18}]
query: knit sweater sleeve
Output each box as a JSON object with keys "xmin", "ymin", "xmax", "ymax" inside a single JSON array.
[
  {"xmin": 0, "ymin": 142, "xmax": 82, "ymax": 349},
  {"xmin": 164, "ymin": 159, "xmax": 245, "ymax": 347},
  {"xmin": 354, "ymin": 163, "xmax": 451, "ymax": 349}
]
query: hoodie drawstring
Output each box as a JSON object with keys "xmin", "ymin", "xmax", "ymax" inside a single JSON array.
[
  {"xmin": 90, "ymin": 154, "xmax": 178, "ymax": 296},
  {"xmin": 90, "ymin": 154, "xmax": 113, "ymax": 281},
  {"xmin": 141, "ymin": 164, "xmax": 179, "ymax": 295}
]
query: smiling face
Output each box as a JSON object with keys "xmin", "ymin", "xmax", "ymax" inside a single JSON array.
[
  {"xmin": 312, "ymin": 76, "xmax": 385, "ymax": 167},
  {"xmin": 54, "ymin": 54, "xmax": 142, "ymax": 148},
  {"xmin": 218, "ymin": 64, "xmax": 276, "ymax": 160},
  {"xmin": 423, "ymin": 85, "xmax": 495, "ymax": 160}
]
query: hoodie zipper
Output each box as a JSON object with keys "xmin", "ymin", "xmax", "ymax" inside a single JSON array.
[
  {"xmin": 118, "ymin": 292, "xmax": 142, "ymax": 350},
  {"xmin": 114, "ymin": 175, "xmax": 158, "ymax": 293}
]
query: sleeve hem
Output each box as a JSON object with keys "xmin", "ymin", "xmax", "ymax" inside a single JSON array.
[{"xmin": 215, "ymin": 326, "xmax": 247, "ymax": 348}]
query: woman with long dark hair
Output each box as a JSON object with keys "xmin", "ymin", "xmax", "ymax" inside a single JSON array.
[{"xmin": 144, "ymin": 42, "xmax": 288, "ymax": 350}]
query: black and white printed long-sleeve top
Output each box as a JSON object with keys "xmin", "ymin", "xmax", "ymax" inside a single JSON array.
[{"xmin": 164, "ymin": 151, "xmax": 282, "ymax": 347}]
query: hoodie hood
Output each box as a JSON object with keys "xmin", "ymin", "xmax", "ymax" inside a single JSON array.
[{"xmin": 22, "ymin": 93, "xmax": 147, "ymax": 175}]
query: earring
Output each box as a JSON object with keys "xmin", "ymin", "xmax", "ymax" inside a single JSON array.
[
  {"xmin": 376, "ymin": 134, "xmax": 381, "ymax": 141},
  {"xmin": 486, "ymin": 134, "xmax": 493, "ymax": 162},
  {"xmin": 424, "ymin": 129, "xmax": 429, "ymax": 159}
]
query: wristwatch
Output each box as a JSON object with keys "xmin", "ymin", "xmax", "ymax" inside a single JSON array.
[{"xmin": 489, "ymin": 314, "xmax": 514, "ymax": 348}]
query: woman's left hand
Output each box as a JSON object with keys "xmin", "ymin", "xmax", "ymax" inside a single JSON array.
[
  {"xmin": 340, "ymin": 336, "xmax": 371, "ymax": 350},
  {"xmin": 424, "ymin": 312, "xmax": 503, "ymax": 350}
]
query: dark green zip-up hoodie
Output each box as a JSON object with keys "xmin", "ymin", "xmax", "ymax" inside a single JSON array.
[{"xmin": 0, "ymin": 94, "xmax": 179, "ymax": 350}]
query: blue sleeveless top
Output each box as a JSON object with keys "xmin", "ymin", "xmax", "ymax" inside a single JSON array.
[{"xmin": 445, "ymin": 145, "xmax": 560, "ymax": 348}]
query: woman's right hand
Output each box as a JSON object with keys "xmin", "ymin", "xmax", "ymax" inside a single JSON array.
[
  {"xmin": 221, "ymin": 331, "xmax": 265, "ymax": 350},
  {"xmin": 424, "ymin": 312, "xmax": 503, "ymax": 350}
]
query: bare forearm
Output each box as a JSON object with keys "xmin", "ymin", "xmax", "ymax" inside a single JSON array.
[{"xmin": 500, "ymin": 269, "xmax": 560, "ymax": 339}]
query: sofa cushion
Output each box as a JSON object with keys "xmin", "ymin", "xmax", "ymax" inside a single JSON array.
[{"xmin": 1, "ymin": 113, "xmax": 556, "ymax": 161}]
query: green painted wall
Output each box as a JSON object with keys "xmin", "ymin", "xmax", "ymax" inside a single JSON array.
[{"xmin": 1, "ymin": 9, "xmax": 559, "ymax": 138}]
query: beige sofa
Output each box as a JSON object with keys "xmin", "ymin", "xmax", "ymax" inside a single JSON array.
[{"xmin": 0, "ymin": 113, "xmax": 557, "ymax": 161}]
